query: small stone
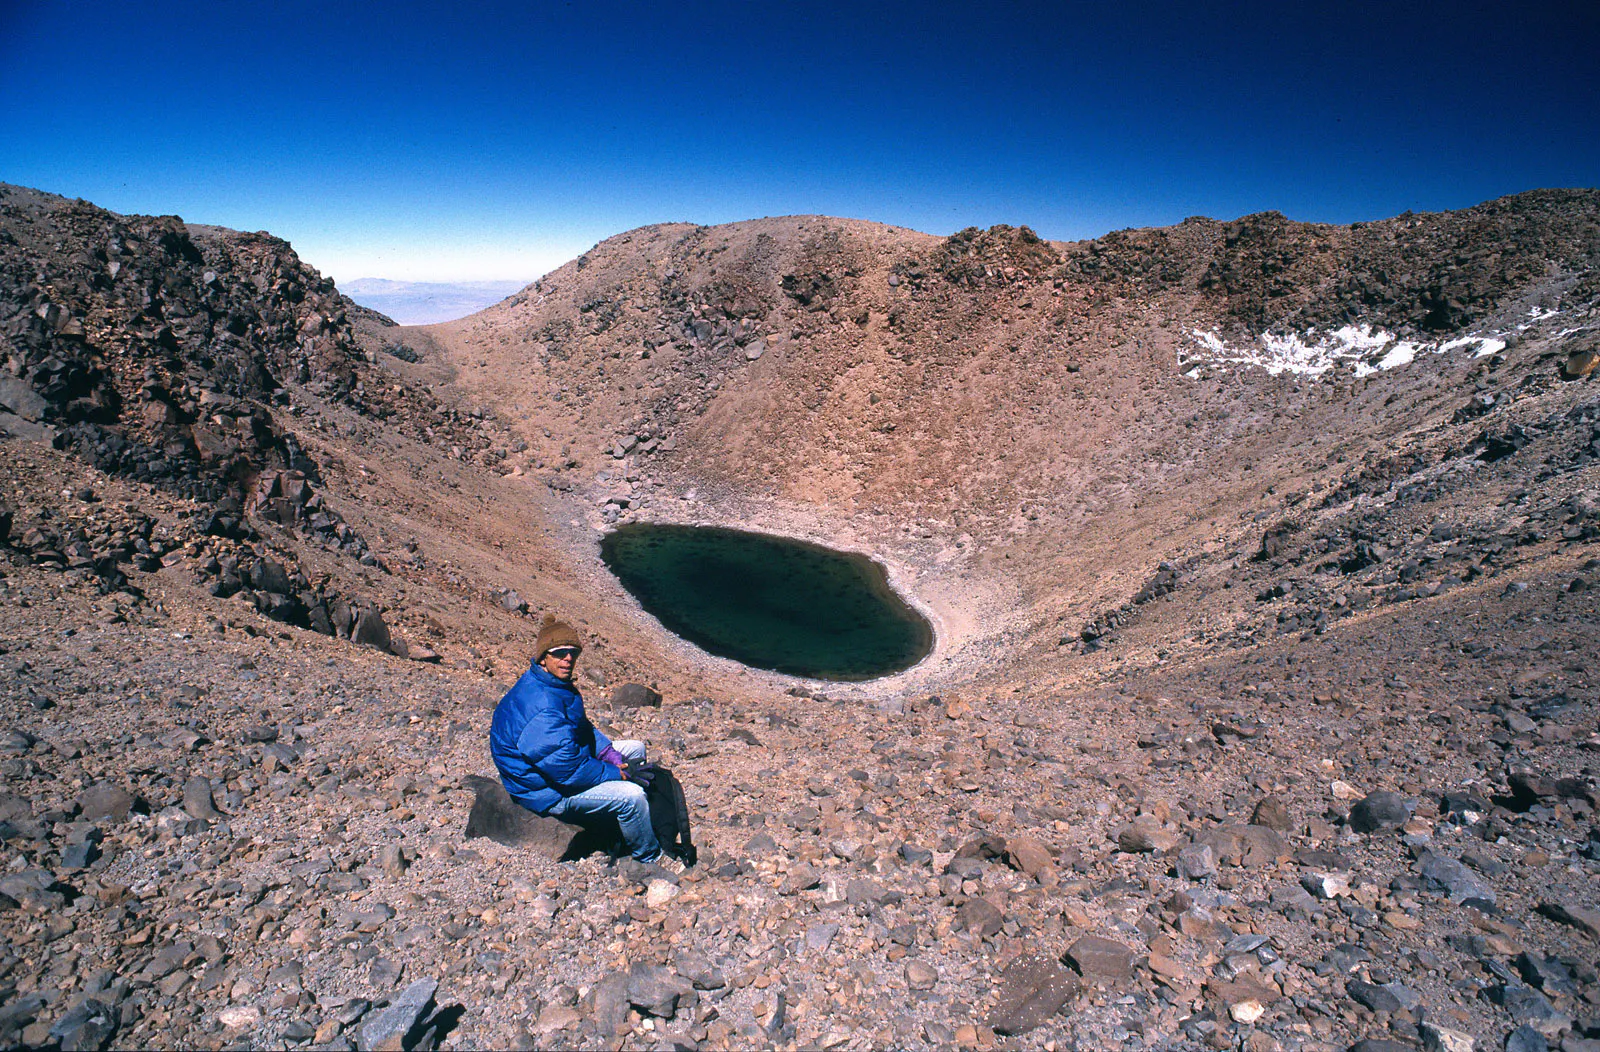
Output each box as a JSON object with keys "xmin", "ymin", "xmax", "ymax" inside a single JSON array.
[
  {"xmin": 1208, "ymin": 978, "xmax": 1279, "ymax": 1018},
  {"xmin": 532, "ymin": 1004, "xmax": 579, "ymax": 1035},
  {"xmin": 586, "ymin": 972, "xmax": 630, "ymax": 1037},
  {"xmin": 61, "ymin": 837, "xmax": 101, "ymax": 870},
  {"xmin": 218, "ymin": 1005, "xmax": 262, "ymax": 1031},
  {"xmin": 806, "ymin": 923, "xmax": 840, "ymax": 953},
  {"xmin": 1146, "ymin": 952, "xmax": 1196, "ymax": 986},
  {"xmin": 1505, "ymin": 712, "xmax": 1539, "ymax": 735},
  {"xmin": 1228, "ymin": 999, "xmax": 1263, "ymax": 1024},
  {"xmin": 905, "ymin": 960, "xmax": 938, "ymax": 991},
  {"xmin": 1192, "ymin": 824, "xmax": 1289, "ymax": 868},
  {"xmin": 644, "ymin": 879, "xmax": 678, "ymax": 909},
  {"xmin": 845, "ymin": 877, "xmax": 891, "ymax": 905},
  {"xmin": 1421, "ymin": 1022, "xmax": 1476, "ymax": 1052},
  {"xmin": 673, "ymin": 951, "xmax": 725, "ymax": 991},
  {"xmin": 1302, "ymin": 871, "xmax": 1351, "ymax": 899},
  {"xmin": 780, "ymin": 864, "xmax": 820, "ymax": 895}
]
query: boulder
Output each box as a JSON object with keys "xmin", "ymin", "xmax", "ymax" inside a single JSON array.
[
  {"xmin": 1003, "ymin": 835, "xmax": 1055, "ymax": 878},
  {"xmin": 1507, "ymin": 769, "xmax": 1559, "ymax": 810},
  {"xmin": 249, "ymin": 557, "xmax": 292, "ymax": 596},
  {"xmin": 351, "ymin": 606, "xmax": 394, "ymax": 654},
  {"xmin": 1346, "ymin": 979, "xmax": 1404, "ymax": 1013},
  {"xmin": 986, "ymin": 953, "xmax": 1080, "ymax": 1035},
  {"xmin": 48, "ymin": 999, "xmax": 116, "ymax": 1051},
  {"xmin": 1486, "ymin": 983, "xmax": 1570, "ymax": 1038},
  {"xmin": 905, "ymin": 960, "xmax": 938, "ymax": 991},
  {"xmin": 1191, "ymin": 823, "xmax": 1288, "ymax": 868},
  {"xmin": 357, "ymin": 978, "xmax": 437, "ymax": 1052},
  {"xmin": 625, "ymin": 963, "xmax": 692, "ymax": 1018},
  {"xmin": 1415, "ymin": 850, "xmax": 1495, "ymax": 904},
  {"xmin": 1537, "ymin": 900, "xmax": 1600, "ymax": 941},
  {"xmin": 462, "ymin": 775, "xmax": 613, "ymax": 859},
  {"xmin": 956, "ymin": 896, "xmax": 1004, "ymax": 936},
  {"xmin": 1349, "ymin": 791, "xmax": 1410, "ymax": 833},
  {"xmin": 1064, "ymin": 935, "xmax": 1134, "ymax": 984},
  {"xmin": 0, "ymin": 376, "xmax": 48, "ymax": 421},
  {"xmin": 586, "ymin": 972, "xmax": 631, "ymax": 1037},
  {"xmin": 610, "ymin": 683, "xmax": 662, "ymax": 708},
  {"xmin": 1562, "ymin": 347, "xmax": 1600, "ymax": 381},
  {"xmin": 77, "ymin": 783, "xmax": 139, "ymax": 823},
  {"xmin": 181, "ymin": 776, "xmax": 220, "ymax": 820},
  {"xmin": 1251, "ymin": 796, "xmax": 1293, "ymax": 832},
  {"xmin": 1504, "ymin": 1026, "xmax": 1549, "ymax": 1052},
  {"xmin": 1116, "ymin": 814, "xmax": 1180, "ymax": 853},
  {"xmin": 672, "ymin": 951, "xmax": 726, "ymax": 991},
  {"xmin": 1175, "ymin": 842, "xmax": 1218, "ymax": 880}
]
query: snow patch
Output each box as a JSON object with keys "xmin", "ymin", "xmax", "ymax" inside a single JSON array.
[{"xmin": 1182, "ymin": 324, "xmax": 1513, "ymax": 380}]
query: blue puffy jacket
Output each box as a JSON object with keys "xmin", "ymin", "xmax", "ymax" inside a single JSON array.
[{"xmin": 490, "ymin": 662, "xmax": 619, "ymax": 814}]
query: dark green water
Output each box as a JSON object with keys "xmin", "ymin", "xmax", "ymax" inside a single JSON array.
[{"xmin": 600, "ymin": 524, "xmax": 934, "ymax": 680}]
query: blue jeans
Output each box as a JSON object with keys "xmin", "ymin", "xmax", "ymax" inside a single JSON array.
[{"xmin": 546, "ymin": 740, "xmax": 662, "ymax": 862}]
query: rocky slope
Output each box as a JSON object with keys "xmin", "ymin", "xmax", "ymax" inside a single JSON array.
[{"xmin": 0, "ymin": 184, "xmax": 1598, "ymax": 1052}]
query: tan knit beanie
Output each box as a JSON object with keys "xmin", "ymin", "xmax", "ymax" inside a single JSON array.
[{"xmin": 535, "ymin": 614, "xmax": 582, "ymax": 659}]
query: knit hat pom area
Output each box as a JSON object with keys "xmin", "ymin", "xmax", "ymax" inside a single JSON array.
[{"xmin": 535, "ymin": 614, "xmax": 582, "ymax": 659}]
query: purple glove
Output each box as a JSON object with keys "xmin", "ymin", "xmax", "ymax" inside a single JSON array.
[
  {"xmin": 599, "ymin": 745, "xmax": 627, "ymax": 768},
  {"xmin": 628, "ymin": 762, "xmax": 657, "ymax": 788}
]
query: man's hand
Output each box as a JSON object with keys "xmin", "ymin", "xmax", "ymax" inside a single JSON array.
[{"xmin": 623, "ymin": 761, "xmax": 657, "ymax": 788}]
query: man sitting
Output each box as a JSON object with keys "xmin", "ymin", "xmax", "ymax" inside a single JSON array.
[{"xmin": 489, "ymin": 615, "xmax": 683, "ymax": 874}]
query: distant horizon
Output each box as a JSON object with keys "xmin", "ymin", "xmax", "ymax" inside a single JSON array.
[
  {"xmin": 7, "ymin": 177, "xmax": 1599, "ymax": 290},
  {"xmin": 4, "ymin": 1, "xmax": 1595, "ymax": 284}
]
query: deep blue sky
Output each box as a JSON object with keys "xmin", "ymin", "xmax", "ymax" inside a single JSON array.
[{"xmin": 3, "ymin": 1, "xmax": 1596, "ymax": 282}]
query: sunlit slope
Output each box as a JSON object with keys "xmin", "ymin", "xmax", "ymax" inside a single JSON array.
[{"xmin": 426, "ymin": 194, "xmax": 1600, "ymax": 662}]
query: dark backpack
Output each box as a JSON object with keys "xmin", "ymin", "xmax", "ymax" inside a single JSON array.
[{"xmin": 639, "ymin": 764, "xmax": 695, "ymax": 864}]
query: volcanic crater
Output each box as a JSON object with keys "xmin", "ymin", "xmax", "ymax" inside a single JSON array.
[{"xmin": 2, "ymin": 182, "xmax": 1599, "ymax": 1051}]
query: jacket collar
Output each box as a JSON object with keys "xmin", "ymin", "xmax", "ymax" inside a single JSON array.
[{"xmin": 529, "ymin": 663, "xmax": 580, "ymax": 693}]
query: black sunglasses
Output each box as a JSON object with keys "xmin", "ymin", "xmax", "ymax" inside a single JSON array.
[{"xmin": 546, "ymin": 647, "xmax": 580, "ymax": 659}]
